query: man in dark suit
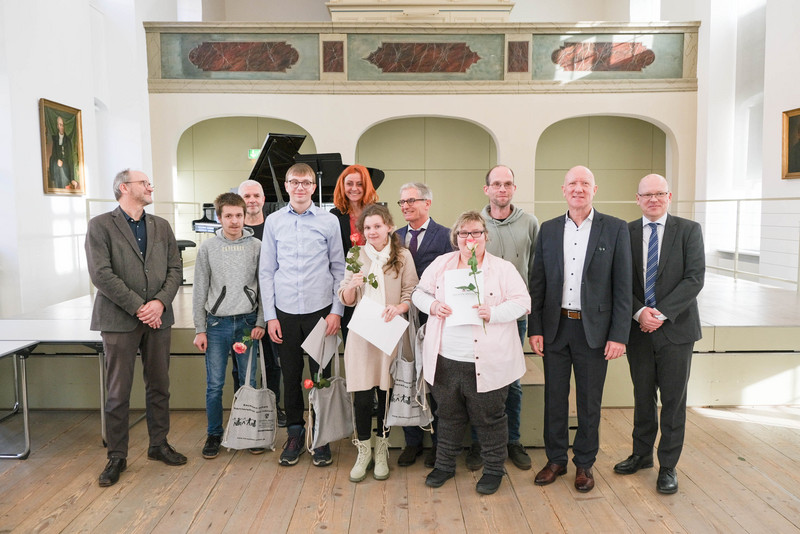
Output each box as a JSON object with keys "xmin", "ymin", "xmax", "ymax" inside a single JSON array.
[
  {"xmin": 85, "ymin": 169, "xmax": 186, "ymax": 487},
  {"xmin": 528, "ymin": 165, "xmax": 632, "ymax": 493},
  {"xmin": 613, "ymin": 174, "xmax": 704, "ymax": 494},
  {"xmin": 394, "ymin": 181, "xmax": 453, "ymax": 468}
]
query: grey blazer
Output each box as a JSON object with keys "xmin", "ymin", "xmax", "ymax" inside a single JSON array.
[{"xmin": 85, "ymin": 206, "xmax": 182, "ymax": 332}]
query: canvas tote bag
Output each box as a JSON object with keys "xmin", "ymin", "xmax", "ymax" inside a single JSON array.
[
  {"xmin": 306, "ymin": 349, "xmax": 354, "ymax": 451},
  {"xmin": 222, "ymin": 340, "xmax": 278, "ymax": 450}
]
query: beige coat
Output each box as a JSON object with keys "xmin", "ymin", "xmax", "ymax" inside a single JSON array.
[{"xmin": 338, "ymin": 247, "xmax": 418, "ymax": 392}]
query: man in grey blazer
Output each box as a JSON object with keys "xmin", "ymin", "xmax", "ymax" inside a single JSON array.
[
  {"xmin": 528, "ymin": 166, "xmax": 632, "ymax": 492},
  {"xmin": 613, "ymin": 174, "xmax": 705, "ymax": 494},
  {"xmin": 85, "ymin": 169, "xmax": 186, "ymax": 487}
]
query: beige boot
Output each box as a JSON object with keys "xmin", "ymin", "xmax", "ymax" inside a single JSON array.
[
  {"xmin": 350, "ymin": 438, "xmax": 373, "ymax": 482},
  {"xmin": 373, "ymin": 436, "xmax": 390, "ymax": 480}
]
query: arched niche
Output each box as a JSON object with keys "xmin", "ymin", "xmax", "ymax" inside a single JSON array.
[
  {"xmin": 175, "ymin": 117, "xmax": 316, "ymax": 205},
  {"xmin": 534, "ymin": 116, "xmax": 670, "ymax": 223},
  {"xmin": 355, "ymin": 116, "xmax": 497, "ymax": 228}
]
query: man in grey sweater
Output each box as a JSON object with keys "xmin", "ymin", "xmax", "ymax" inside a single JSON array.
[
  {"xmin": 465, "ymin": 164, "xmax": 539, "ymax": 471},
  {"xmin": 193, "ymin": 192, "xmax": 266, "ymax": 459}
]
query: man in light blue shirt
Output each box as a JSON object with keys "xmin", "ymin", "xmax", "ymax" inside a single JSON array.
[{"xmin": 260, "ymin": 162, "xmax": 345, "ymax": 468}]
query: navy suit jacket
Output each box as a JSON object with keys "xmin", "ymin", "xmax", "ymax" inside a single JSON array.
[
  {"xmin": 529, "ymin": 210, "xmax": 632, "ymax": 349},
  {"xmin": 628, "ymin": 214, "xmax": 704, "ymax": 347},
  {"xmin": 396, "ymin": 218, "xmax": 454, "ymax": 278}
]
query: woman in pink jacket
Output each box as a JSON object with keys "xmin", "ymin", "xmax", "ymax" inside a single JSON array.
[{"xmin": 412, "ymin": 211, "xmax": 530, "ymax": 495}]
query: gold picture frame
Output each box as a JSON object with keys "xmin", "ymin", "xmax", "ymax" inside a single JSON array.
[
  {"xmin": 782, "ymin": 107, "xmax": 800, "ymax": 179},
  {"xmin": 39, "ymin": 98, "xmax": 86, "ymax": 194}
]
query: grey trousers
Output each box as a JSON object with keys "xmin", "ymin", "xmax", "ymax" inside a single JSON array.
[
  {"xmin": 102, "ymin": 324, "xmax": 172, "ymax": 458},
  {"xmin": 431, "ymin": 355, "xmax": 509, "ymax": 476}
]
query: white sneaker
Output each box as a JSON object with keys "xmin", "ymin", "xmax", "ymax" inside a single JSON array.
[
  {"xmin": 350, "ymin": 439, "xmax": 373, "ymax": 482},
  {"xmin": 373, "ymin": 436, "xmax": 390, "ymax": 480}
]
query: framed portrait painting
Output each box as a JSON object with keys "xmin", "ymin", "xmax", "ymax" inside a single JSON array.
[
  {"xmin": 783, "ymin": 107, "xmax": 800, "ymax": 179},
  {"xmin": 39, "ymin": 98, "xmax": 86, "ymax": 194}
]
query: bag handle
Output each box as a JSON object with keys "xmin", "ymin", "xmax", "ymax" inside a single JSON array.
[{"xmin": 243, "ymin": 339, "xmax": 268, "ymax": 390}]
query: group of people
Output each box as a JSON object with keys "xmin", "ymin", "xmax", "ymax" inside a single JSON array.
[{"xmin": 85, "ymin": 161, "xmax": 704, "ymax": 498}]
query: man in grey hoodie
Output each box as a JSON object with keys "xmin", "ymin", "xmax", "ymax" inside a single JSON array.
[
  {"xmin": 193, "ymin": 192, "xmax": 267, "ymax": 459},
  {"xmin": 465, "ymin": 164, "xmax": 539, "ymax": 471}
]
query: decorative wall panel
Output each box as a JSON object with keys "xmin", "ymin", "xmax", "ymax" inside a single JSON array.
[{"xmin": 161, "ymin": 33, "xmax": 319, "ymax": 80}]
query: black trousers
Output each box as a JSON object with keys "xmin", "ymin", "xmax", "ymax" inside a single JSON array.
[
  {"xmin": 628, "ymin": 329, "xmax": 693, "ymax": 469},
  {"xmin": 542, "ymin": 316, "xmax": 608, "ymax": 469},
  {"xmin": 102, "ymin": 324, "xmax": 172, "ymax": 459},
  {"xmin": 275, "ymin": 306, "xmax": 332, "ymax": 428}
]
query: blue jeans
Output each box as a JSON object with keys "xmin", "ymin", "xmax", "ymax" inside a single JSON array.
[
  {"xmin": 205, "ymin": 312, "xmax": 258, "ymax": 436},
  {"xmin": 471, "ymin": 317, "xmax": 526, "ymax": 443}
]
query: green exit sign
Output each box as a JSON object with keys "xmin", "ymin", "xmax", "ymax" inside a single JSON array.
[{"xmin": 248, "ymin": 149, "xmax": 261, "ymax": 160}]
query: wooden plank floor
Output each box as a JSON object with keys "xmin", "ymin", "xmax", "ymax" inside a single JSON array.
[{"xmin": 2, "ymin": 407, "xmax": 800, "ymax": 533}]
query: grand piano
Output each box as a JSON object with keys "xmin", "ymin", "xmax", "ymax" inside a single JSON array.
[{"xmin": 192, "ymin": 133, "xmax": 385, "ymax": 232}]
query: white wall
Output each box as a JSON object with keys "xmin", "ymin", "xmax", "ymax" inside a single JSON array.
[{"xmin": 0, "ymin": 0, "xmax": 175, "ymax": 317}]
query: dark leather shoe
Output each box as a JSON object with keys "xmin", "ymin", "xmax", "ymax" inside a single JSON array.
[
  {"xmin": 425, "ymin": 468, "xmax": 455, "ymax": 488},
  {"xmin": 657, "ymin": 467, "xmax": 678, "ymax": 494},
  {"xmin": 148, "ymin": 441, "xmax": 187, "ymax": 466},
  {"xmin": 575, "ymin": 467, "xmax": 595, "ymax": 492},
  {"xmin": 613, "ymin": 454, "xmax": 654, "ymax": 475},
  {"xmin": 476, "ymin": 473, "xmax": 503, "ymax": 495},
  {"xmin": 397, "ymin": 445, "xmax": 422, "ymax": 466},
  {"xmin": 534, "ymin": 461, "xmax": 567, "ymax": 485},
  {"xmin": 99, "ymin": 457, "xmax": 127, "ymax": 487}
]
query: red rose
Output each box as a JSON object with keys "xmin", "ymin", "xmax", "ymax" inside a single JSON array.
[
  {"xmin": 303, "ymin": 378, "xmax": 315, "ymax": 390},
  {"xmin": 232, "ymin": 342, "xmax": 247, "ymax": 354},
  {"xmin": 350, "ymin": 233, "xmax": 361, "ymax": 245}
]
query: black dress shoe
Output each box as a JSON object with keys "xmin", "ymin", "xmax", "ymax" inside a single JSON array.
[
  {"xmin": 613, "ymin": 454, "xmax": 654, "ymax": 475},
  {"xmin": 425, "ymin": 468, "xmax": 455, "ymax": 488},
  {"xmin": 148, "ymin": 441, "xmax": 187, "ymax": 466},
  {"xmin": 99, "ymin": 457, "xmax": 127, "ymax": 487},
  {"xmin": 476, "ymin": 473, "xmax": 503, "ymax": 495},
  {"xmin": 397, "ymin": 445, "xmax": 423, "ymax": 466},
  {"xmin": 657, "ymin": 467, "xmax": 678, "ymax": 494}
]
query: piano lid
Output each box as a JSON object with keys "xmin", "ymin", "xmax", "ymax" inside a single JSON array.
[{"xmin": 247, "ymin": 132, "xmax": 385, "ymax": 204}]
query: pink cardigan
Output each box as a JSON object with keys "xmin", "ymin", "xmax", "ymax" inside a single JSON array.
[{"xmin": 415, "ymin": 251, "xmax": 530, "ymax": 393}]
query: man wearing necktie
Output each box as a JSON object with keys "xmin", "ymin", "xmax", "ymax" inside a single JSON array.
[
  {"xmin": 614, "ymin": 174, "xmax": 705, "ymax": 495},
  {"xmin": 395, "ymin": 182, "xmax": 453, "ymax": 468}
]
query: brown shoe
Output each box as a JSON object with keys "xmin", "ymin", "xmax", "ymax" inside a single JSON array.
[
  {"xmin": 534, "ymin": 461, "xmax": 567, "ymax": 485},
  {"xmin": 575, "ymin": 467, "xmax": 594, "ymax": 492}
]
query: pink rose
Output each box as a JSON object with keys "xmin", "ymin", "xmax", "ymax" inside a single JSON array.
[
  {"xmin": 303, "ymin": 378, "xmax": 315, "ymax": 389},
  {"xmin": 350, "ymin": 233, "xmax": 361, "ymax": 245},
  {"xmin": 232, "ymin": 342, "xmax": 247, "ymax": 354},
  {"xmin": 466, "ymin": 238, "xmax": 478, "ymax": 251}
]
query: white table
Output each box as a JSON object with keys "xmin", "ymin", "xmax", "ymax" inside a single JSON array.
[
  {"xmin": 0, "ymin": 319, "xmax": 106, "ymax": 458},
  {"xmin": 0, "ymin": 340, "xmax": 39, "ymax": 459}
]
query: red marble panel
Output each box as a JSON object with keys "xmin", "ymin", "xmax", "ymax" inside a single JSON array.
[
  {"xmin": 507, "ymin": 41, "xmax": 529, "ymax": 72},
  {"xmin": 366, "ymin": 42, "xmax": 481, "ymax": 73},
  {"xmin": 323, "ymin": 41, "xmax": 344, "ymax": 73},
  {"xmin": 551, "ymin": 42, "xmax": 655, "ymax": 72},
  {"xmin": 188, "ymin": 42, "xmax": 299, "ymax": 72}
]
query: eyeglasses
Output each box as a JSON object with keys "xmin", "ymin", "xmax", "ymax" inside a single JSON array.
[
  {"xmin": 287, "ymin": 179, "xmax": 314, "ymax": 189},
  {"xmin": 457, "ymin": 230, "xmax": 485, "ymax": 238},
  {"xmin": 397, "ymin": 198, "xmax": 425, "ymax": 206},
  {"xmin": 488, "ymin": 181, "xmax": 515, "ymax": 190},
  {"xmin": 637, "ymin": 192, "xmax": 670, "ymax": 199},
  {"xmin": 125, "ymin": 180, "xmax": 153, "ymax": 188}
]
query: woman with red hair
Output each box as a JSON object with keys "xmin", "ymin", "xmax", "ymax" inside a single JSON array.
[
  {"xmin": 330, "ymin": 164, "xmax": 379, "ymax": 253},
  {"xmin": 330, "ymin": 164, "xmax": 380, "ymax": 339}
]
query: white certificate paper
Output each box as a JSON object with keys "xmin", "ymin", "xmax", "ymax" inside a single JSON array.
[
  {"xmin": 444, "ymin": 269, "xmax": 484, "ymax": 327},
  {"xmin": 301, "ymin": 317, "xmax": 340, "ymax": 369},
  {"xmin": 348, "ymin": 296, "xmax": 409, "ymax": 355}
]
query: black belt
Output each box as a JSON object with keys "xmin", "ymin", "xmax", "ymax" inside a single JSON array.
[{"xmin": 561, "ymin": 308, "xmax": 581, "ymax": 320}]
